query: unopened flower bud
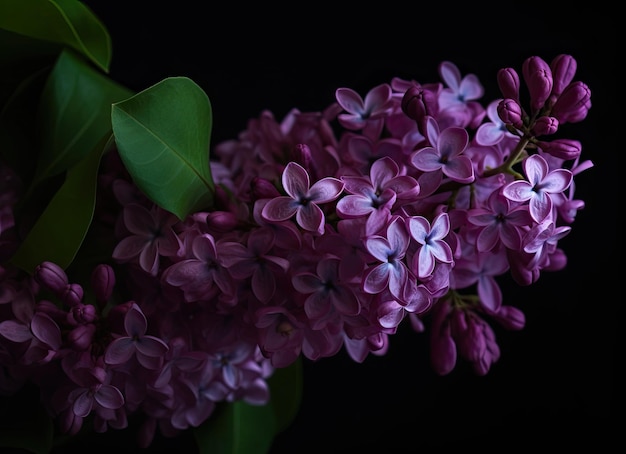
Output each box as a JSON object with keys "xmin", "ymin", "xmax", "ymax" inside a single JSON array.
[
  {"xmin": 531, "ymin": 116, "xmax": 559, "ymax": 136},
  {"xmin": 537, "ymin": 138, "xmax": 582, "ymax": 160},
  {"xmin": 61, "ymin": 283, "xmax": 83, "ymax": 307},
  {"xmin": 523, "ymin": 56, "xmax": 553, "ymax": 111},
  {"xmin": 497, "ymin": 98, "xmax": 524, "ymax": 128},
  {"xmin": 497, "ymin": 67, "xmax": 520, "ymax": 100},
  {"xmin": 251, "ymin": 177, "xmax": 280, "ymax": 199},
  {"xmin": 294, "ymin": 143, "xmax": 312, "ymax": 172},
  {"xmin": 401, "ymin": 85, "xmax": 437, "ymax": 127},
  {"xmin": 206, "ymin": 211, "xmax": 238, "ymax": 232},
  {"xmin": 550, "ymin": 81, "xmax": 591, "ymax": 123},
  {"xmin": 68, "ymin": 303, "xmax": 98, "ymax": 325},
  {"xmin": 550, "ymin": 54, "xmax": 577, "ymax": 97},
  {"xmin": 67, "ymin": 324, "xmax": 96, "ymax": 351},
  {"xmin": 34, "ymin": 261, "xmax": 68, "ymax": 294},
  {"xmin": 493, "ymin": 305, "xmax": 525, "ymax": 330},
  {"xmin": 91, "ymin": 264, "xmax": 115, "ymax": 304}
]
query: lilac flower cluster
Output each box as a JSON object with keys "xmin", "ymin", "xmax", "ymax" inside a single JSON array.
[{"xmin": 0, "ymin": 54, "xmax": 592, "ymax": 445}]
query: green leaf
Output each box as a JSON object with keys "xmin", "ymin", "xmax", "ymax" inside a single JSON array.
[
  {"xmin": 0, "ymin": 385, "xmax": 54, "ymax": 454},
  {"xmin": 194, "ymin": 401, "xmax": 277, "ymax": 454},
  {"xmin": 111, "ymin": 77, "xmax": 215, "ymax": 220},
  {"xmin": 29, "ymin": 48, "xmax": 132, "ymax": 191},
  {"xmin": 268, "ymin": 358, "xmax": 303, "ymax": 434},
  {"xmin": 0, "ymin": 0, "xmax": 112, "ymax": 72},
  {"xmin": 9, "ymin": 134, "xmax": 113, "ymax": 273}
]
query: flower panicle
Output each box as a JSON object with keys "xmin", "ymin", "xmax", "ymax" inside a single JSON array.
[{"xmin": 0, "ymin": 54, "xmax": 592, "ymax": 446}]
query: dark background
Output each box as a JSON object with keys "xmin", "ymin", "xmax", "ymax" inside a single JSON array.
[{"xmin": 77, "ymin": 2, "xmax": 616, "ymax": 452}]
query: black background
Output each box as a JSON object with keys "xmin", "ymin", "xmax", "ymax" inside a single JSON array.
[{"xmin": 72, "ymin": 2, "xmax": 616, "ymax": 452}]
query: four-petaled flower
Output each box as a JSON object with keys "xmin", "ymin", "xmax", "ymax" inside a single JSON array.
[
  {"xmin": 502, "ymin": 154, "xmax": 572, "ymax": 223},
  {"xmin": 407, "ymin": 211, "xmax": 454, "ymax": 279},
  {"xmin": 261, "ymin": 161, "xmax": 344, "ymax": 235}
]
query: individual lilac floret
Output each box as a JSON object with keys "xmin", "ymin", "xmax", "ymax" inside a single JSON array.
[
  {"xmin": 410, "ymin": 117, "xmax": 475, "ymax": 184},
  {"xmin": 502, "ymin": 154, "xmax": 573, "ymax": 223},
  {"xmin": 406, "ymin": 211, "xmax": 454, "ymax": 279},
  {"xmin": 261, "ymin": 161, "xmax": 344, "ymax": 235},
  {"xmin": 362, "ymin": 216, "xmax": 414, "ymax": 305},
  {"xmin": 335, "ymin": 83, "xmax": 394, "ymax": 138},
  {"xmin": 475, "ymin": 99, "xmax": 519, "ymax": 146}
]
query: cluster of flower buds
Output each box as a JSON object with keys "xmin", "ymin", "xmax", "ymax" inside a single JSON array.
[{"xmin": 0, "ymin": 54, "xmax": 592, "ymax": 445}]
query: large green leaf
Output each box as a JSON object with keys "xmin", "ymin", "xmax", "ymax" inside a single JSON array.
[
  {"xmin": 194, "ymin": 401, "xmax": 277, "ymax": 454},
  {"xmin": 0, "ymin": 0, "xmax": 111, "ymax": 72},
  {"xmin": 111, "ymin": 77, "xmax": 215, "ymax": 220},
  {"xmin": 28, "ymin": 48, "xmax": 132, "ymax": 192},
  {"xmin": 268, "ymin": 358, "xmax": 303, "ymax": 434},
  {"xmin": 10, "ymin": 134, "xmax": 113, "ymax": 273}
]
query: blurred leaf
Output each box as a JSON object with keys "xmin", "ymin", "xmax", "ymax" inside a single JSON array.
[
  {"xmin": 111, "ymin": 77, "xmax": 214, "ymax": 220},
  {"xmin": 0, "ymin": 385, "xmax": 54, "ymax": 454},
  {"xmin": 268, "ymin": 358, "xmax": 303, "ymax": 434},
  {"xmin": 0, "ymin": 0, "xmax": 112, "ymax": 72},
  {"xmin": 10, "ymin": 134, "xmax": 113, "ymax": 273},
  {"xmin": 29, "ymin": 49, "xmax": 132, "ymax": 192},
  {"xmin": 194, "ymin": 401, "xmax": 276, "ymax": 454}
]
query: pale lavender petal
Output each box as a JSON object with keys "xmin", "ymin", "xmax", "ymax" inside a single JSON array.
[
  {"xmin": 282, "ymin": 162, "xmax": 310, "ymax": 198},
  {"xmin": 72, "ymin": 391, "xmax": 93, "ymax": 417},
  {"xmin": 370, "ymin": 157, "xmax": 398, "ymax": 189},
  {"xmin": 0, "ymin": 320, "xmax": 32, "ymax": 343},
  {"xmin": 477, "ymin": 275, "xmax": 502, "ymax": 313},
  {"xmin": 503, "ymin": 180, "xmax": 533, "ymax": 202},
  {"xmin": 416, "ymin": 246, "xmax": 436, "ymax": 278},
  {"xmin": 261, "ymin": 197, "xmax": 298, "ymax": 222},
  {"xmin": 523, "ymin": 154, "xmax": 548, "ymax": 185},
  {"xmin": 112, "ymin": 236, "xmax": 148, "ymax": 261},
  {"xmin": 136, "ymin": 336, "xmax": 169, "ymax": 357},
  {"xmin": 94, "ymin": 385, "xmax": 125, "ymax": 409},
  {"xmin": 443, "ymin": 156, "xmax": 474, "ymax": 183},
  {"xmin": 31, "ymin": 312, "xmax": 61, "ymax": 350},
  {"xmin": 476, "ymin": 224, "xmax": 499, "ymax": 252},
  {"xmin": 105, "ymin": 337, "xmax": 135, "ymax": 365},
  {"xmin": 475, "ymin": 122, "xmax": 504, "ymax": 146},
  {"xmin": 387, "ymin": 262, "xmax": 407, "ymax": 300},
  {"xmin": 410, "ymin": 148, "xmax": 442, "ymax": 172},
  {"xmin": 336, "ymin": 195, "xmax": 374, "ymax": 217},
  {"xmin": 430, "ymin": 213, "xmax": 450, "ymax": 241},
  {"xmin": 363, "ymin": 264, "xmax": 390, "ymax": 294},
  {"xmin": 542, "ymin": 169, "xmax": 573, "ymax": 193},
  {"xmin": 296, "ymin": 203, "xmax": 325, "ymax": 234},
  {"xmin": 365, "ymin": 236, "xmax": 391, "ymax": 262},
  {"xmin": 335, "ymin": 88, "xmax": 364, "ymax": 114},
  {"xmin": 387, "ymin": 217, "xmax": 409, "ymax": 255},
  {"xmin": 191, "ymin": 234, "xmax": 217, "ymax": 261},
  {"xmin": 377, "ymin": 300, "xmax": 405, "ymax": 329},
  {"xmin": 139, "ymin": 242, "xmax": 159, "ymax": 276},
  {"xmin": 364, "ymin": 84, "xmax": 392, "ymax": 114},
  {"xmin": 438, "ymin": 128, "xmax": 468, "ymax": 158},
  {"xmin": 125, "ymin": 304, "xmax": 147, "ymax": 336},
  {"xmin": 407, "ymin": 216, "xmax": 430, "ymax": 244},
  {"xmin": 529, "ymin": 191, "xmax": 552, "ymax": 222},
  {"xmin": 308, "ymin": 177, "xmax": 344, "ymax": 203}
]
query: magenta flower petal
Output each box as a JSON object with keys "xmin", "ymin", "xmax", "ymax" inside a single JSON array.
[
  {"xmin": 31, "ymin": 312, "xmax": 62, "ymax": 350},
  {"xmin": 0, "ymin": 320, "xmax": 32, "ymax": 343},
  {"xmin": 261, "ymin": 197, "xmax": 298, "ymax": 222},
  {"xmin": 94, "ymin": 385, "xmax": 125, "ymax": 409},
  {"xmin": 136, "ymin": 336, "xmax": 169, "ymax": 357}
]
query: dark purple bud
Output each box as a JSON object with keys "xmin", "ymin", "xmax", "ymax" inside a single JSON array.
[
  {"xmin": 251, "ymin": 177, "xmax": 280, "ymax": 199},
  {"xmin": 550, "ymin": 54, "xmax": 577, "ymax": 96},
  {"xmin": 91, "ymin": 264, "xmax": 115, "ymax": 304},
  {"xmin": 531, "ymin": 116, "xmax": 559, "ymax": 136},
  {"xmin": 206, "ymin": 211, "xmax": 238, "ymax": 232},
  {"xmin": 497, "ymin": 98, "xmax": 524, "ymax": 128},
  {"xmin": 401, "ymin": 85, "xmax": 437, "ymax": 128},
  {"xmin": 68, "ymin": 303, "xmax": 98, "ymax": 325},
  {"xmin": 551, "ymin": 81, "xmax": 591, "ymax": 123},
  {"xmin": 537, "ymin": 138, "xmax": 582, "ymax": 160},
  {"xmin": 497, "ymin": 67, "xmax": 520, "ymax": 100},
  {"xmin": 523, "ymin": 56, "xmax": 553, "ymax": 111},
  {"xmin": 67, "ymin": 324, "xmax": 96, "ymax": 351},
  {"xmin": 61, "ymin": 283, "xmax": 83, "ymax": 307},
  {"xmin": 34, "ymin": 261, "xmax": 68, "ymax": 294},
  {"xmin": 493, "ymin": 305, "xmax": 525, "ymax": 330},
  {"xmin": 294, "ymin": 143, "xmax": 312, "ymax": 171}
]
